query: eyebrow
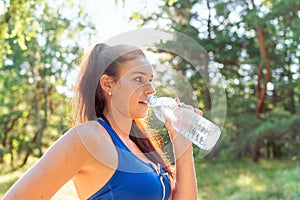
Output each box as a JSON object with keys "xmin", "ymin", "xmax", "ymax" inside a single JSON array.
[{"xmin": 130, "ymin": 71, "xmax": 153, "ymax": 77}]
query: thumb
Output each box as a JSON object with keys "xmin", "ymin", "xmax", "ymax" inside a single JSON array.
[{"xmin": 164, "ymin": 115, "xmax": 177, "ymax": 141}]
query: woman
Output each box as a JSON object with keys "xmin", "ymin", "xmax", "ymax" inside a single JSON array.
[{"xmin": 3, "ymin": 43, "xmax": 200, "ymax": 199}]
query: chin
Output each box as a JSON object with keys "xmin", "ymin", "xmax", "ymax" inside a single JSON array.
[{"xmin": 132, "ymin": 112, "xmax": 148, "ymax": 119}]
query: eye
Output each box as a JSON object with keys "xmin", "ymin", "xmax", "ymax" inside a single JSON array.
[{"xmin": 134, "ymin": 77, "xmax": 142, "ymax": 82}]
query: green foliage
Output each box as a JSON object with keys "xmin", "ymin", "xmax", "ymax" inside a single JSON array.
[
  {"xmin": 127, "ymin": 0, "xmax": 300, "ymax": 162},
  {"xmin": 0, "ymin": 0, "xmax": 95, "ymax": 168}
]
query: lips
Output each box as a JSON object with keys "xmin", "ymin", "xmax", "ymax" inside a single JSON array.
[
  {"xmin": 139, "ymin": 101, "xmax": 149, "ymax": 108},
  {"xmin": 138, "ymin": 100, "xmax": 148, "ymax": 106}
]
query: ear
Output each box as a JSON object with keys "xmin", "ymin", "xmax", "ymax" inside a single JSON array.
[{"xmin": 100, "ymin": 75, "xmax": 115, "ymax": 95}]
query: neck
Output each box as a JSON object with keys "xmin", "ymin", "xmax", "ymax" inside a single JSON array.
[{"xmin": 103, "ymin": 109, "xmax": 132, "ymax": 139}]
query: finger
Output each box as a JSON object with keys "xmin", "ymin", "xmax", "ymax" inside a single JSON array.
[
  {"xmin": 164, "ymin": 116, "xmax": 177, "ymax": 140},
  {"xmin": 185, "ymin": 104, "xmax": 194, "ymax": 111},
  {"xmin": 194, "ymin": 108, "xmax": 203, "ymax": 116},
  {"xmin": 178, "ymin": 102, "xmax": 194, "ymax": 111},
  {"xmin": 174, "ymin": 97, "xmax": 180, "ymax": 104},
  {"xmin": 164, "ymin": 115, "xmax": 171, "ymax": 129}
]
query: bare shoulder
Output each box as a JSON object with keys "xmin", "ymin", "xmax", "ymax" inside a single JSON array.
[
  {"xmin": 72, "ymin": 120, "xmax": 113, "ymax": 150},
  {"xmin": 72, "ymin": 120, "xmax": 106, "ymax": 137},
  {"xmin": 39, "ymin": 120, "xmax": 111, "ymax": 163},
  {"xmin": 72, "ymin": 120, "xmax": 117, "ymax": 166},
  {"xmin": 1, "ymin": 121, "xmax": 110, "ymax": 199}
]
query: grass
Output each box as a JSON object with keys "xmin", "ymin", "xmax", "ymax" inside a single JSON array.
[
  {"xmin": 196, "ymin": 158, "xmax": 300, "ymax": 200},
  {"xmin": 1, "ymin": 158, "xmax": 299, "ymax": 199}
]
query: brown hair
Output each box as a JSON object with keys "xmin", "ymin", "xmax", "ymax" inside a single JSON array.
[{"xmin": 73, "ymin": 43, "xmax": 174, "ymax": 177}]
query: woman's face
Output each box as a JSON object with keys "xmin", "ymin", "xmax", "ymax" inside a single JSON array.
[{"xmin": 111, "ymin": 56, "xmax": 156, "ymax": 119}]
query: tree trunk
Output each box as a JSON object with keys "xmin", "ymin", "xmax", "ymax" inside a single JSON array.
[
  {"xmin": 252, "ymin": 138, "xmax": 261, "ymax": 163},
  {"xmin": 253, "ymin": 17, "xmax": 271, "ymax": 119},
  {"xmin": 204, "ymin": 0, "xmax": 212, "ymax": 111},
  {"xmin": 283, "ymin": 25, "xmax": 296, "ymax": 114},
  {"xmin": 286, "ymin": 65, "xmax": 296, "ymax": 113},
  {"xmin": 0, "ymin": 116, "xmax": 19, "ymax": 164},
  {"xmin": 32, "ymin": 47, "xmax": 45, "ymax": 157},
  {"xmin": 21, "ymin": 45, "xmax": 45, "ymax": 166}
]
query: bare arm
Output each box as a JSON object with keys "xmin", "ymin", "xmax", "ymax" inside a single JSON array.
[
  {"xmin": 166, "ymin": 122, "xmax": 198, "ymax": 200},
  {"xmin": 172, "ymin": 144, "xmax": 198, "ymax": 200},
  {"xmin": 2, "ymin": 127, "xmax": 90, "ymax": 200},
  {"xmin": 166, "ymin": 99, "xmax": 200, "ymax": 200}
]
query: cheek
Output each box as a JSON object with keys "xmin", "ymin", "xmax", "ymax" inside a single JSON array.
[
  {"xmin": 126, "ymin": 90, "xmax": 140, "ymax": 110},
  {"xmin": 119, "ymin": 86, "xmax": 136, "ymax": 104},
  {"xmin": 112, "ymin": 83, "xmax": 138, "ymax": 112},
  {"xmin": 116, "ymin": 81, "xmax": 142, "ymax": 101}
]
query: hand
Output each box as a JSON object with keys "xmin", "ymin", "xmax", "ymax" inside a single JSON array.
[
  {"xmin": 165, "ymin": 98, "xmax": 203, "ymax": 140},
  {"xmin": 164, "ymin": 98, "xmax": 203, "ymax": 157},
  {"xmin": 176, "ymin": 98, "xmax": 203, "ymax": 116}
]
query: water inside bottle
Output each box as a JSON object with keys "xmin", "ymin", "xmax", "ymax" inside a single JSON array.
[
  {"xmin": 148, "ymin": 95, "xmax": 221, "ymax": 157},
  {"xmin": 148, "ymin": 96, "xmax": 178, "ymax": 122}
]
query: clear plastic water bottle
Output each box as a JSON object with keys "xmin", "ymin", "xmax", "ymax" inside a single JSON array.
[{"xmin": 148, "ymin": 96, "xmax": 221, "ymax": 157}]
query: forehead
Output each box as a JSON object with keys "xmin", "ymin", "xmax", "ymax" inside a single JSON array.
[{"xmin": 119, "ymin": 56, "xmax": 153, "ymax": 77}]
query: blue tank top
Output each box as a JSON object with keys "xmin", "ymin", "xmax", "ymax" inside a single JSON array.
[{"xmin": 88, "ymin": 119, "xmax": 172, "ymax": 200}]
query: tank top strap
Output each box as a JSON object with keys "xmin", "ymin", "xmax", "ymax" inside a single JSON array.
[{"xmin": 97, "ymin": 119, "xmax": 128, "ymax": 151}]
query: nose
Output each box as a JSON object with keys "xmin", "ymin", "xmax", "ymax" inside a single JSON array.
[{"xmin": 145, "ymin": 82, "xmax": 156, "ymax": 95}]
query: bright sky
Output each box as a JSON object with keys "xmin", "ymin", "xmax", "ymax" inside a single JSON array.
[
  {"xmin": 82, "ymin": 0, "xmax": 161, "ymax": 42},
  {"xmin": 63, "ymin": 0, "xmax": 163, "ymax": 96}
]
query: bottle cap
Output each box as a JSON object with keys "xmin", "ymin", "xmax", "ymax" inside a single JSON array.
[{"xmin": 147, "ymin": 95, "xmax": 157, "ymax": 106}]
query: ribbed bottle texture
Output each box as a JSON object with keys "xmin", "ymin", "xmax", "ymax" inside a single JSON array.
[{"xmin": 148, "ymin": 96, "xmax": 221, "ymax": 157}]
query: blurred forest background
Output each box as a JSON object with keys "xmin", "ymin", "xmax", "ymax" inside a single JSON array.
[{"xmin": 1, "ymin": 0, "xmax": 300, "ymax": 199}]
